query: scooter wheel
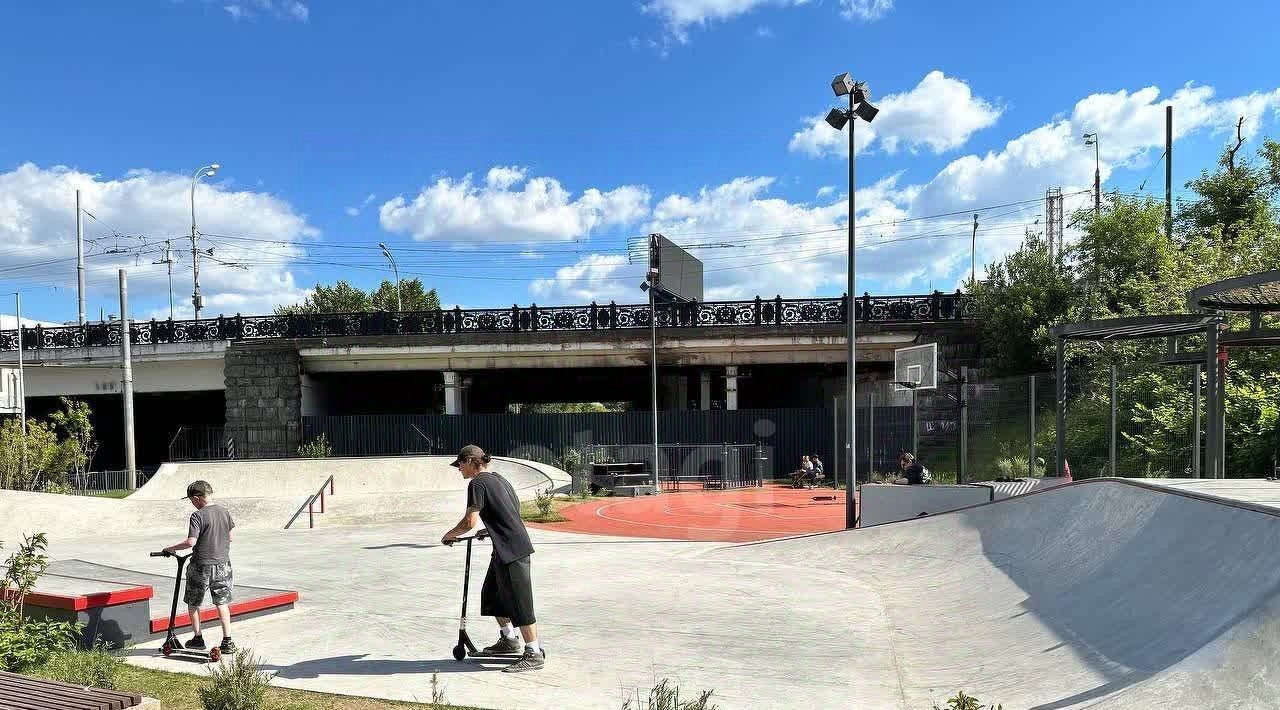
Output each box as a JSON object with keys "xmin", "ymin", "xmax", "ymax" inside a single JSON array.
[
  {"xmin": 209, "ymin": 647, "xmax": 222, "ymax": 663},
  {"xmin": 452, "ymin": 644, "xmax": 466, "ymax": 661},
  {"xmin": 161, "ymin": 642, "xmax": 173, "ymax": 656}
]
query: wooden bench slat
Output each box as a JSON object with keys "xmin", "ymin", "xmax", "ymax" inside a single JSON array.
[
  {"xmin": 0, "ymin": 671, "xmax": 138, "ymax": 710},
  {"xmin": 0, "ymin": 676, "xmax": 117, "ymax": 710}
]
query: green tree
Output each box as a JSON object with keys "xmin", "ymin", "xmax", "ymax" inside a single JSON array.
[
  {"xmin": 0, "ymin": 419, "xmax": 70, "ymax": 492},
  {"xmin": 978, "ymin": 128, "xmax": 1280, "ymax": 478},
  {"xmin": 274, "ymin": 280, "xmax": 371, "ymax": 315},
  {"xmin": 48, "ymin": 398, "xmax": 96, "ymax": 484},
  {"xmin": 974, "ymin": 231, "xmax": 1076, "ymax": 376},
  {"xmin": 275, "ymin": 278, "xmax": 442, "ymax": 315},
  {"xmin": 370, "ymin": 278, "xmax": 441, "ymax": 312}
]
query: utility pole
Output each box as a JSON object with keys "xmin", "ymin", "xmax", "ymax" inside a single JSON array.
[
  {"xmin": 14, "ymin": 292, "xmax": 26, "ymax": 480},
  {"xmin": 970, "ymin": 214, "xmax": 979, "ymax": 287},
  {"xmin": 190, "ymin": 164, "xmax": 220, "ymax": 320},
  {"xmin": 75, "ymin": 190, "xmax": 86, "ymax": 325},
  {"xmin": 119, "ymin": 270, "xmax": 137, "ymax": 490},
  {"xmin": 1166, "ymin": 105, "xmax": 1173, "ymax": 241},
  {"xmin": 154, "ymin": 241, "xmax": 175, "ymax": 319},
  {"xmin": 1084, "ymin": 133, "xmax": 1101, "ymax": 217}
]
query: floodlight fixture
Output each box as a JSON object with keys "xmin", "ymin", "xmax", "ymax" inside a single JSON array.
[{"xmin": 825, "ymin": 108, "xmax": 849, "ymax": 131}]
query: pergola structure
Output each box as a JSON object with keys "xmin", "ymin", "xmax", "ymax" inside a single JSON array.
[{"xmin": 1052, "ymin": 270, "xmax": 1280, "ymax": 480}]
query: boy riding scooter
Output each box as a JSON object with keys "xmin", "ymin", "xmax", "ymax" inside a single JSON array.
[{"xmin": 161, "ymin": 480, "xmax": 237, "ymax": 655}]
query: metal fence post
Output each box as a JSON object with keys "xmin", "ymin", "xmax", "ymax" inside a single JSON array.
[
  {"xmin": 1028, "ymin": 375, "xmax": 1037, "ymax": 477},
  {"xmin": 867, "ymin": 390, "xmax": 875, "ymax": 476},
  {"xmin": 958, "ymin": 366, "xmax": 969, "ymax": 484},
  {"xmin": 1193, "ymin": 364, "xmax": 1201, "ymax": 478},
  {"xmin": 1109, "ymin": 364, "xmax": 1118, "ymax": 477}
]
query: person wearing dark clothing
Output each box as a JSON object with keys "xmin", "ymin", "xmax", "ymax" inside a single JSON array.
[
  {"xmin": 162, "ymin": 480, "xmax": 237, "ymax": 654},
  {"xmin": 894, "ymin": 453, "xmax": 931, "ymax": 485},
  {"xmin": 440, "ymin": 445, "xmax": 544, "ymax": 673}
]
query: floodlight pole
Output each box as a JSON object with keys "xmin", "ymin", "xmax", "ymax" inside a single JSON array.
[
  {"xmin": 649, "ymin": 281, "xmax": 659, "ymax": 490},
  {"xmin": 844, "ymin": 91, "xmax": 858, "ymax": 529}
]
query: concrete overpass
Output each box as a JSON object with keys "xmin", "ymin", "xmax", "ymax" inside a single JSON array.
[{"xmin": 1, "ymin": 293, "xmax": 979, "ymax": 465}]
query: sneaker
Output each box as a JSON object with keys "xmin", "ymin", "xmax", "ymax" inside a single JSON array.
[
  {"xmin": 219, "ymin": 638, "xmax": 237, "ymax": 653},
  {"xmin": 186, "ymin": 635, "xmax": 205, "ymax": 650},
  {"xmin": 480, "ymin": 634, "xmax": 524, "ymax": 656},
  {"xmin": 501, "ymin": 648, "xmax": 545, "ymax": 673}
]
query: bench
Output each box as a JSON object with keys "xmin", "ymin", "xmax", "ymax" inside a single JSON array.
[{"xmin": 0, "ymin": 671, "xmax": 155, "ymax": 709}]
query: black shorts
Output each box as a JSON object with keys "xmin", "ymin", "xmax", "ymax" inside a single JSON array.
[{"xmin": 480, "ymin": 554, "xmax": 536, "ymax": 627}]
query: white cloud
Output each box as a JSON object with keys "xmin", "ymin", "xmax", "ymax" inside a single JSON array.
[
  {"xmin": 529, "ymin": 254, "xmax": 636, "ymax": 304},
  {"xmin": 790, "ymin": 71, "xmax": 1002, "ymax": 157},
  {"xmin": 755, "ymin": 25, "xmax": 774, "ymax": 38},
  {"xmin": 220, "ymin": 0, "xmax": 309, "ymax": 23},
  {"xmin": 0, "ymin": 163, "xmax": 317, "ymax": 320},
  {"xmin": 816, "ymin": 185, "xmax": 837, "ymax": 199},
  {"xmin": 379, "ymin": 168, "xmax": 650, "ymax": 243},
  {"xmin": 344, "ymin": 193, "xmax": 377, "ymax": 217},
  {"xmin": 839, "ymin": 0, "xmax": 893, "ymax": 20},
  {"xmin": 641, "ymin": 0, "xmax": 884, "ymax": 45}
]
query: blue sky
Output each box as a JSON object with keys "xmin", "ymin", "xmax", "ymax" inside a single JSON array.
[{"xmin": 2, "ymin": 0, "xmax": 1279, "ymax": 324}]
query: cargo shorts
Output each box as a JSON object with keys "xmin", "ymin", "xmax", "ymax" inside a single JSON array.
[{"xmin": 184, "ymin": 561, "xmax": 234, "ymax": 607}]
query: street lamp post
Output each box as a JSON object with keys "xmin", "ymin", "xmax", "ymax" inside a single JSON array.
[
  {"xmin": 190, "ymin": 163, "xmax": 220, "ymax": 320},
  {"xmin": 378, "ymin": 243, "xmax": 403, "ymax": 311},
  {"xmin": 1083, "ymin": 133, "xmax": 1100, "ymax": 217},
  {"xmin": 824, "ymin": 72, "xmax": 879, "ymax": 530}
]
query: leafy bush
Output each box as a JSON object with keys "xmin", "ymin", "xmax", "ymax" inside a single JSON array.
[
  {"xmin": 198, "ymin": 649, "xmax": 271, "ymax": 710},
  {"xmin": 622, "ymin": 678, "xmax": 718, "ymax": 710},
  {"xmin": 33, "ymin": 643, "xmax": 124, "ymax": 689},
  {"xmin": 933, "ymin": 690, "xmax": 1003, "ymax": 710},
  {"xmin": 0, "ymin": 533, "xmax": 80, "ymax": 671},
  {"xmin": 535, "ymin": 487, "xmax": 555, "ymax": 517},
  {"xmin": 296, "ymin": 434, "xmax": 332, "ymax": 459},
  {"xmin": 42, "ymin": 480, "xmax": 74, "ymax": 495}
]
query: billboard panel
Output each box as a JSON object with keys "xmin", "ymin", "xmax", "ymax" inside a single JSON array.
[
  {"xmin": 0, "ymin": 368, "xmax": 19, "ymax": 415},
  {"xmin": 650, "ymin": 234, "xmax": 703, "ymax": 303}
]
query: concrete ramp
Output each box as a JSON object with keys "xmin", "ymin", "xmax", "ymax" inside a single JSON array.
[
  {"xmin": 134, "ymin": 455, "xmax": 565, "ymax": 500},
  {"xmin": 724, "ymin": 478, "xmax": 1280, "ymax": 709},
  {"xmin": 1, "ymin": 456, "xmax": 568, "ymax": 543}
]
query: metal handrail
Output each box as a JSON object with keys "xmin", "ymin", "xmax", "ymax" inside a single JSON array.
[{"xmin": 284, "ymin": 475, "xmax": 335, "ymax": 530}]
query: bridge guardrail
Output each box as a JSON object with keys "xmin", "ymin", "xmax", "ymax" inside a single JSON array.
[{"xmin": 0, "ymin": 292, "xmax": 975, "ymax": 352}]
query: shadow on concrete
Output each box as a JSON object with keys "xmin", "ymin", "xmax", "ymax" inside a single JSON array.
[{"xmin": 261, "ymin": 654, "xmax": 512, "ymax": 678}]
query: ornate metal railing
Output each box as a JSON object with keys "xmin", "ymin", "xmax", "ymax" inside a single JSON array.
[{"xmin": 0, "ymin": 291, "xmax": 975, "ymax": 352}]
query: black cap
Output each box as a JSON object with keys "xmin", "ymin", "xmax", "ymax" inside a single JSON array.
[
  {"xmin": 184, "ymin": 480, "xmax": 213, "ymax": 498},
  {"xmin": 450, "ymin": 444, "xmax": 486, "ymax": 468}
]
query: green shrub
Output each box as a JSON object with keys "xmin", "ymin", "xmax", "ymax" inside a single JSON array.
[
  {"xmin": 622, "ymin": 678, "xmax": 718, "ymax": 710},
  {"xmin": 296, "ymin": 434, "xmax": 332, "ymax": 459},
  {"xmin": 42, "ymin": 480, "xmax": 74, "ymax": 495},
  {"xmin": 198, "ymin": 649, "xmax": 271, "ymax": 710},
  {"xmin": 933, "ymin": 690, "xmax": 1003, "ymax": 710},
  {"xmin": 33, "ymin": 643, "xmax": 124, "ymax": 689},
  {"xmin": 0, "ymin": 533, "xmax": 80, "ymax": 671},
  {"xmin": 535, "ymin": 487, "xmax": 554, "ymax": 517}
]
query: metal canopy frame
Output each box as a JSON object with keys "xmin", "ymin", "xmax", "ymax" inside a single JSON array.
[
  {"xmin": 1051, "ymin": 313, "xmax": 1226, "ymax": 480},
  {"xmin": 1187, "ymin": 269, "xmax": 1280, "ymax": 313}
]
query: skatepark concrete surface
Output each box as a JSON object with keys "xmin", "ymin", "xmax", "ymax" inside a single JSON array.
[
  {"xmin": 0, "ymin": 456, "xmax": 568, "ymax": 542},
  {"xmin": 18, "ymin": 476, "xmax": 1280, "ymax": 709}
]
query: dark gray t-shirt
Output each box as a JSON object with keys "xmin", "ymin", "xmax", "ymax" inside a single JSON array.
[
  {"xmin": 188, "ymin": 504, "xmax": 235, "ymax": 565},
  {"xmin": 466, "ymin": 471, "xmax": 534, "ymax": 564}
]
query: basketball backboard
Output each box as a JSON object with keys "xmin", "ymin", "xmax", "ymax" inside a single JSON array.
[{"xmin": 894, "ymin": 343, "xmax": 938, "ymax": 391}]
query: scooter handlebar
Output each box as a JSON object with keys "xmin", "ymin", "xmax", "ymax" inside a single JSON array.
[
  {"xmin": 149, "ymin": 551, "xmax": 172, "ymax": 558},
  {"xmin": 443, "ymin": 529, "xmax": 489, "ymax": 546}
]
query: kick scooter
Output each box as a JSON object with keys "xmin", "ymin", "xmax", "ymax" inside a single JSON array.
[{"xmin": 150, "ymin": 551, "xmax": 222, "ymax": 663}]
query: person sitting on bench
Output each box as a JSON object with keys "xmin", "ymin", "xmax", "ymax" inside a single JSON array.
[{"xmin": 792, "ymin": 455, "xmax": 814, "ymax": 488}]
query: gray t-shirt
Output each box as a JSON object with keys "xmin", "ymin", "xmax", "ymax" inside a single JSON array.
[{"xmin": 188, "ymin": 504, "xmax": 235, "ymax": 565}]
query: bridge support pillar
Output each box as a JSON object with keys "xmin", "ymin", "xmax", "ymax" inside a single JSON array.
[
  {"xmin": 699, "ymin": 371, "xmax": 711, "ymax": 411},
  {"xmin": 224, "ymin": 345, "xmax": 302, "ymax": 459},
  {"xmin": 725, "ymin": 366, "xmax": 738, "ymax": 410},
  {"xmin": 443, "ymin": 370, "xmax": 465, "ymax": 415}
]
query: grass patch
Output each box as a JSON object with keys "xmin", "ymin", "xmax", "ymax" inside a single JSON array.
[
  {"xmin": 110, "ymin": 664, "xmax": 486, "ymax": 710},
  {"xmin": 92, "ymin": 489, "xmax": 134, "ymax": 499},
  {"xmin": 519, "ymin": 494, "xmax": 604, "ymax": 524}
]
